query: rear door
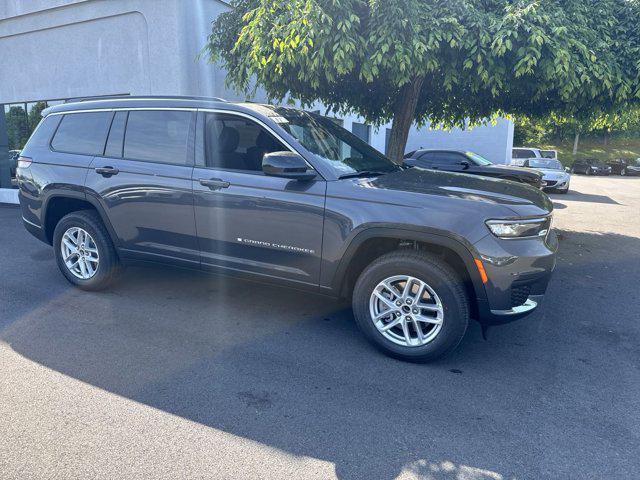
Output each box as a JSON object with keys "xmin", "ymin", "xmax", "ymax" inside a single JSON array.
[
  {"xmin": 85, "ymin": 109, "xmax": 199, "ymax": 266},
  {"xmin": 424, "ymin": 151, "xmax": 468, "ymax": 172},
  {"xmin": 192, "ymin": 111, "xmax": 326, "ymax": 286}
]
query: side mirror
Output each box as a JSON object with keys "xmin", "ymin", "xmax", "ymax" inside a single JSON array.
[
  {"xmin": 263, "ymin": 151, "xmax": 316, "ymax": 181},
  {"xmin": 565, "ymin": 167, "xmax": 570, "ymax": 172},
  {"xmin": 460, "ymin": 160, "xmax": 470, "ymax": 170}
]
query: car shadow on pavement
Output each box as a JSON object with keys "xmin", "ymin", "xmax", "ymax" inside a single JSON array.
[
  {"xmin": 549, "ymin": 189, "xmax": 621, "ymax": 205},
  {"xmin": 2, "ymin": 224, "xmax": 639, "ymax": 479}
]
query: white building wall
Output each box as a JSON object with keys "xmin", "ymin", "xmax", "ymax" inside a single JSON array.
[{"xmin": 1, "ymin": 0, "xmax": 513, "ymax": 161}]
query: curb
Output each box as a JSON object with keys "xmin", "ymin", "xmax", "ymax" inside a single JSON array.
[{"xmin": 0, "ymin": 188, "xmax": 19, "ymax": 205}]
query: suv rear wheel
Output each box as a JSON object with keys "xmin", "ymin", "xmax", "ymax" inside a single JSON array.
[
  {"xmin": 53, "ymin": 210, "xmax": 120, "ymax": 290},
  {"xmin": 352, "ymin": 251, "xmax": 469, "ymax": 362}
]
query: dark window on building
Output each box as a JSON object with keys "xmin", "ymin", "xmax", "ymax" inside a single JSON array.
[
  {"xmin": 51, "ymin": 112, "xmax": 113, "ymax": 155},
  {"xmin": 104, "ymin": 112, "xmax": 127, "ymax": 158},
  {"xmin": 352, "ymin": 122, "xmax": 371, "ymax": 143},
  {"xmin": 123, "ymin": 110, "xmax": 191, "ymax": 164},
  {"xmin": 204, "ymin": 113, "xmax": 286, "ymax": 172}
]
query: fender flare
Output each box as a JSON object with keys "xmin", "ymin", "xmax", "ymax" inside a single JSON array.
[
  {"xmin": 331, "ymin": 226, "xmax": 487, "ymax": 301},
  {"xmin": 41, "ymin": 189, "xmax": 120, "ymax": 247}
]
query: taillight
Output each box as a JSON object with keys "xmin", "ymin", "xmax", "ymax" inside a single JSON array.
[{"xmin": 17, "ymin": 156, "xmax": 32, "ymax": 169}]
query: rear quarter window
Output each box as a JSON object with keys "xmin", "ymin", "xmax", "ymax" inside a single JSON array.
[{"xmin": 51, "ymin": 112, "xmax": 113, "ymax": 155}]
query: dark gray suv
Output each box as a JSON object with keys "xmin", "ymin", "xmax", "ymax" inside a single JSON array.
[{"xmin": 16, "ymin": 96, "xmax": 557, "ymax": 362}]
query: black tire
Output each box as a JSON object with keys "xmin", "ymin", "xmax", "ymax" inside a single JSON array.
[
  {"xmin": 352, "ymin": 250, "xmax": 469, "ymax": 362},
  {"xmin": 53, "ymin": 210, "xmax": 120, "ymax": 290}
]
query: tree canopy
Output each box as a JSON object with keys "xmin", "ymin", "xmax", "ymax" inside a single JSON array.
[{"xmin": 205, "ymin": 0, "xmax": 640, "ymax": 162}]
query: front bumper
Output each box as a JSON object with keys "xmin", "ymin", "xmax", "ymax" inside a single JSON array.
[
  {"xmin": 542, "ymin": 176, "xmax": 570, "ymax": 191},
  {"xmin": 473, "ymin": 229, "xmax": 558, "ymax": 325}
]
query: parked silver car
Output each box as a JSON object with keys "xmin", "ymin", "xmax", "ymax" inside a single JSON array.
[{"xmin": 520, "ymin": 158, "xmax": 570, "ymax": 193}]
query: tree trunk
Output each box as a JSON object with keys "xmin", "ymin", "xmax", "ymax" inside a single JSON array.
[
  {"xmin": 572, "ymin": 131, "xmax": 580, "ymax": 155},
  {"xmin": 386, "ymin": 76, "xmax": 425, "ymax": 164}
]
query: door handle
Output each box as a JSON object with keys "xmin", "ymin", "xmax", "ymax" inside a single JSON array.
[
  {"xmin": 95, "ymin": 166, "xmax": 119, "ymax": 177},
  {"xmin": 199, "ymin": 178, "xmax": 230, "ymax": 190}
]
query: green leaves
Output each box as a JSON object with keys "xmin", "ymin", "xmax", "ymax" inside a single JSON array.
[{"xmin": 204, "ymin": 0, "xmax": 640, "ymax": 128}]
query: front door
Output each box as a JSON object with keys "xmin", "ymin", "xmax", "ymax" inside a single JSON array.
[
  {"xmin": 192, "ymin": 111, "xmax": 325, "ymax": 286},
  {"xmin": 85, "ymin": 109, "xmax": 199, "ymax": 266}
]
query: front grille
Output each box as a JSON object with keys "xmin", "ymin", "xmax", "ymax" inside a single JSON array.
[
  {"xmin": 511, "ymin": 285, "xmax": 531, "ymax": 308},
  {"xmin": 545, "ymin": 180, "xmax": 557, "ymax": 187}
]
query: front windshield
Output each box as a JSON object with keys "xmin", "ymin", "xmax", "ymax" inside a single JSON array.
[
  {"xmin": 272, "ymin": 108, "xmax": 399, "ymax": 176},
  {"xmin": 465, "ymin": 151, "xmax": 493, "ymax": 166},
  {"xmin": 528, "ymin": 159, "xmax": 563, "ymax": 170}
]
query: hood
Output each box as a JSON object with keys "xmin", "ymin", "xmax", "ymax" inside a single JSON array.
[
  {"xmin": 488, "ymin": 164, "xmax": 541, "ymax": 178},
  {"xmin": 362, "ymin": 167, "xmax": 553, "ymax": 216},
  {"xmin": 530, "ymin": 168, "xmax": 569, "ymax": 179}
]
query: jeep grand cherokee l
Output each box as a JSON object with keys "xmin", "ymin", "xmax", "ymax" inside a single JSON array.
[{"xmin": 16, "ymin": 96, "xmax": 557, "ymax": 362}]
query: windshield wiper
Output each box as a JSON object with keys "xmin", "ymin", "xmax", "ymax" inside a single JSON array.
[{"xmin": 338, "ymin": 170, "xmax": 389, "ymax": 179}]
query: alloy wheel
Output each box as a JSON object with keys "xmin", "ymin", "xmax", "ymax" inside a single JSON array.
[
  {"xmin": 369, "ymin": 275, "xmax": 444, "ymax": 347},
  {"xmin": 61, "ymin": 227, "xmax": 100, "ymax": 279}
]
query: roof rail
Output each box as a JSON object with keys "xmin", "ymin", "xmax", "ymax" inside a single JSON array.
[{"xmin": 65, "ymin": 95, "xmax": 228, "ymax": 103}]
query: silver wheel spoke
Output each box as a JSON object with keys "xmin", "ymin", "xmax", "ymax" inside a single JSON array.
[
  {"xmin": 401, "ymin": 319, "xmax": 412, "ymax": 346},
  {"xmin": 413, "ymin": 319, "xmax": 425, "ymax": 343},
  {"xmin": 381, "ymin": 280, "xmax": 401, "ymax": 299},
  {"xmin": 401, "ymin": 277, "xmax": 414, "ymax": 298},
  {"xmin": 418, "ymin": 303, "xmax": 443, "ymax": 314},
  {"xmin": 373, "ymin": 291, "xmax": 397, "ymax": 310},
  {"xmin": 380, "ymin": 316, "xmax": 403, "ymax": 331},
  {"xmin": 415, "ymin": 314, "xmax": 443, "ymax": 325},
  {"xmin": 373, "ymin": 309, "xmax": 395, "ymax": 321}
]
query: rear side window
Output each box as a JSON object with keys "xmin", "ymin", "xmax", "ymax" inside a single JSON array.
[
  {"xmin": 51, "ymin": 112, "xmax": 113, "ymax": 155},
  {"xmin": 123, "ymin": 110, "xmax": 191, "ymax": 164}
]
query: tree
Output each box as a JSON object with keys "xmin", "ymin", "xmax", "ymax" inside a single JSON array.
[
  {"xmin": 514, "ymin": 106, "xmax": 640, "ymax": 153},
  {"xmin": 5, "ymin": 106, "xmax": 29, "ymax": 150},
  {"xmin": 28, "ymin": 101, "xmax": 47, "ymax": 132},
  {"xmin": 205, "ymin": 0, "xmax": 640, "ymax": 163}
]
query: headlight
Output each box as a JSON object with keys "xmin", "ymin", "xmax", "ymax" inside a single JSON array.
[{"xmin": 486, "ymin": 217, "xmax": 551, "ymax": 239}]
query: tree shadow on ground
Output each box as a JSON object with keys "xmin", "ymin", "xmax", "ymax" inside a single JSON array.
[{"xmin": 2, "ymin": 217, "xmax": 639, "ymax": 478}]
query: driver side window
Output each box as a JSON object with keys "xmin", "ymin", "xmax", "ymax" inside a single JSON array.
[{"xmin": 204, "ymin": 113, "xmax": 287, "ymax": 172}]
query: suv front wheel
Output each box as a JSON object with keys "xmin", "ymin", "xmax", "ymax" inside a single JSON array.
[
  {"xmin": 53, "ymin": 210, "xmax": 120, "ymax": 290},
  {"xmin": 352, "ymin": 251, "xmax": 469, "ymax": 362}
]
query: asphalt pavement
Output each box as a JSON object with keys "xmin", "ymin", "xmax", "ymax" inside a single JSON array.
[{"xmin": 1, "ymin": 175, "xmax": 639, "ymax": 479}]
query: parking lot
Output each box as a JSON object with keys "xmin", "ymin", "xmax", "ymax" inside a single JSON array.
[{"xmin": 1, "ymin": 175, "xmax": 639, "ymax": 479}]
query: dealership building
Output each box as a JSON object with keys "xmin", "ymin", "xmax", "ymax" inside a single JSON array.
[{"xmin": 0, "ymin": 0, "xmax": 514, "ymax": 190}]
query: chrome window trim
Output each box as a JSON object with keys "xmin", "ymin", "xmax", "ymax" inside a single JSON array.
[
  {"xmin": 46, "ymin": 107, "xmax": 322, "ymax": 177},
  {"xmin": 47, "ymin": 107, "xmax": 197, "ymax": 116}
]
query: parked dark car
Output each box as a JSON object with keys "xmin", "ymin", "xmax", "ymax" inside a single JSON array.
[
  {"xmin": 17, "ymin": 96, "xmax": 557, "ymax": 362},
  {"xmin": 620, "ymin": 158, "xmax": 640, "ymax": 176},
  {"xmin": 606, "ymin": 158, "xmax": 640, "ymax": 176},
  {"xmin": 571, "ymin": 158, "xmax": 612, "ymax": 175},
  {"xmin": 404, "ymin": 149, "xmax": 543, "ymax": 188}
]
